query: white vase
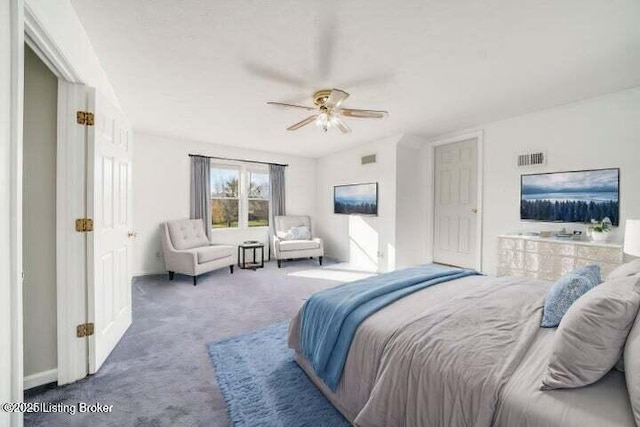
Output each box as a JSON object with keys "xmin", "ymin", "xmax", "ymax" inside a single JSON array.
[{"xmin": 591, "ymin": 231, "xmax": 609, "ymax": 243}]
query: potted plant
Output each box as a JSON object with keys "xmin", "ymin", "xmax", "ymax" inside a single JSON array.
[{"xmin": 588, "ymin": 217, "xmax": 612, "ymax": 243}]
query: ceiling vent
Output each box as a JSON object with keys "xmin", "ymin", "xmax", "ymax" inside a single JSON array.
[
  {"xmin": 517, "ymin": 151, "xmax": 546, "ymax": 167},
  {"xmin": 361, "ymin": 154, "xmax": 377, "ymax": 165}
]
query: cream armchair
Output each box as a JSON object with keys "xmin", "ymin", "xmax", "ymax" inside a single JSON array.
[
  {"xmin": 161, "ymin": 219, "xmax": 234, "ymax": 286},
  {"xmin": 273, "ymin": 215, "xmax": 324, "ymax": 268}
]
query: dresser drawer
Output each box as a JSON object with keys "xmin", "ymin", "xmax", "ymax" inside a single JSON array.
[
  {"xmin": 576, "ymin": 246, "xmax": 623, "ymax": 263},
  {"xmin": 499, "ymin": 238, "xmax": 525, "ymax": 251},
  {"xmin": 499, "ymin": 250, "xmax": 524, "ymax": 270},
  {"xmin": 554, "ymin": 244, "xmax": 576, "ymax": 257}
]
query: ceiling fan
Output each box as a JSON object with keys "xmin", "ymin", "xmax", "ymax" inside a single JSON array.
[{"xmin": 267, "ymin": 89, "xmax": 388, "ymax": 133}]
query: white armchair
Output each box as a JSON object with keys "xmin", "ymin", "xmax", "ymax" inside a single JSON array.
[
  {"xmin": 273, "ymin": 215, "xmax": 324, "ymax": 268},
  {"xmin": 160, "ymin": 219, "xmax": 234, "ymax": 286}
]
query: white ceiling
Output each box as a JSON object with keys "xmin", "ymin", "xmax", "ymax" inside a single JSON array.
[{"xmin": 70, "ymin": 0, "xmax": 640, "ymax": 158}]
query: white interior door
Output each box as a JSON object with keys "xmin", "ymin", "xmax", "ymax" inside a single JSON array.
[
  {"xmin": 87, "ymin": 88, "xmax": 133, "ymax": 373},
  {"xmin": 433, "ymin": 139, "xmax": 478, "ymax": 268}
]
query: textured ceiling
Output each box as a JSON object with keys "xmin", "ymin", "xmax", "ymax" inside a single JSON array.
[{"xmin": 70, "ymin": 0, "xmax": 640, "ymax": 157}]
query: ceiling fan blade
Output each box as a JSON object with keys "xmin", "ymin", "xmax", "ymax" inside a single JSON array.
[
  {"xmin": 243, "ymin": 61, "xmax": 308, "ymax": 88},
  {"xmin": 333, "ymin": 117, "xmax": 351, "ymax": 134},
  {"xmin": 287, "ymin": 115, "xmax": 318, "ymax": 131},
  {"xmin": 267, "ymin": 102, "xmax": 317, "ymax": 112},
  {"xmin": 325, "ymin": 89, "xmax": 349, "ymax": 109},
  {"xmin": 339, "ymin": 108, "xmax": 389, "ymax": 119}
]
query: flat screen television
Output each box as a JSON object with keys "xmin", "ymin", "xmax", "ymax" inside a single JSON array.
[
  {"xmin": 334, "ymin": 182, "xmax": 378, "ymax": 216},
  {"xmin": 520, "ymin": 168, "xmax": 619, "ymax": 225}
]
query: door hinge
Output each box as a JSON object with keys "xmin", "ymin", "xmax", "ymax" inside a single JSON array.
[
  {"xmin": 76, "ymin": 111, "xmax": 95, "ymax": 126},
  {"xmin": 76, "ymin": 323, "xmax": 95, "ymax": 338},
  {"xmin": 75, "ymin": 218, "xmax": 94, "ymax": 232}
]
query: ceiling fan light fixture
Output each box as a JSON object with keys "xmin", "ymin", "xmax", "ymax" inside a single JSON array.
[
  {"xmin": 316, "ymin": 112, "xmax": 329, "ymax": 131},
  {"xmin": 268, "ymin": 88, "xmax": 388, "ymax": 134}
]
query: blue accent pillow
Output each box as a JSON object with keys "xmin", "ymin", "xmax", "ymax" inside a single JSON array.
[{"xmin": 541, "ymin": 264, "xmax": 602, "ymax": 328}]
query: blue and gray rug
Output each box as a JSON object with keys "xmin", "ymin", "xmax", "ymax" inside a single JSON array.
[{"xmin": 207, "ymin": 322, "xmax": 350, "ymax": 427}]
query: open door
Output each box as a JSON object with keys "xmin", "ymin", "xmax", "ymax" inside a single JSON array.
[{"xmin": 86, "ymin": 88, "xmax": 133, "ymax": 373}]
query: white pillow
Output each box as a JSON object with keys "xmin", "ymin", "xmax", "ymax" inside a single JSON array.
[
  {"xmin": 607, "ymin": 259, "xmax": 640, "ymax": 282},
  {"xmin": 541, "ymin": 275, "xmax": 640, "ymax": 390},
  {"xmin": 282, "ymin": 226, "xmax": 311, "ymax": 241},
  {"xmin": 626, "ymin": 307, "xmax": 640, "ymax": 425}
]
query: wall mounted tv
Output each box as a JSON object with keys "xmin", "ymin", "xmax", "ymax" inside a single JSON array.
[
  {"xmin": 334, "ymin": 182, "xmax": 378, "ymax": 216},
  {"xmin": 520, "ymin": 168, "xmax": 619, "ymax": 225}
]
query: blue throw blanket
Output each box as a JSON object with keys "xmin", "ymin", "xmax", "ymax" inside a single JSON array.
[{"xmin": 300, "ymin": 264, "xmax": 480, "ymax": 390}]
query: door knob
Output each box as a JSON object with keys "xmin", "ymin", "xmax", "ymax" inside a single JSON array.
[
  {"xmin": 128, "ymin": 231, "xmax": 137, "ymax": 238},
  {"xmin": 471, "ymin": 208, "xmax": 478, "ymax": 214}
]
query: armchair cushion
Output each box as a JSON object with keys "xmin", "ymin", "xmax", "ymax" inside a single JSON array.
[
  {"xmin": 276, "ymin": 216, "xmax": 311, "ymax": 235},
  {"xmin": 279, "ymin": 226, "xmax": 311, "ymax": 241},
  {"xmin": 196, "ymin": 245, "xmax": 233, "ymax": 264},
  {"xmin": 167, "ymin": 219, "xmax": 209, "ymax": 250},
  {"xmin": 279, "ymin": 239, "xmax": 321, "ymax": 251}
]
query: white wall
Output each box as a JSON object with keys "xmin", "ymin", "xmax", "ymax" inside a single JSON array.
[
  {"xmin": 315, "ymin": 135, "xmax": 401, "ymax": 273},
  {"xmin": 395, "ymin": 136, "xmax": 429, "ymax": 268},
  {"xmin": 25, "ymin": 0, "xmax": 121, "ymax": 108},
  {"xmin": 132, "ymin": 132, "xmax": 317, "ymax": 275},
  {"xmin": 316, "ymin": 88, "xmax": 640, "ymax": 277},
  {"xmin": 22, "ymin": 45, "xmax": 57, "ymax": 379},
  {"xmin": 480, "ymin": 87, "xmax": 640, "ymax": 274}
]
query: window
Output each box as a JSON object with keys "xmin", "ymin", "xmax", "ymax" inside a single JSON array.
[
  {"xmin": 211, "ymin": 166, "xmax": 240, "ymax": 228},
  {"xmin": 248, "ymin": 172, "xmax": 270, "ymax": 227},
  {"xmin": 210, "ymin": 163, "xmax": 270, "ymax": 229}
]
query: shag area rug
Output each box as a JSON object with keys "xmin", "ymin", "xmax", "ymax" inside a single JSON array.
[{"xmin": 207, "ymin": 322, "xmax": 350, "ymax": 427}]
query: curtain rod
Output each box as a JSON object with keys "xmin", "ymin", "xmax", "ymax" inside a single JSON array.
[{"xmin": 188, "ymin": 154, "xmax": 288, "ymax": 167}]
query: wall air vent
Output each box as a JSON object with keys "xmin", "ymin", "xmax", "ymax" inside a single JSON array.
[
  {"xmin": 361, "ymin": 154, "xmax": 377, "ymax": 165},
  {"xmin": 517, "ymin": 151, "xmax": 546, "ymax": 167}
]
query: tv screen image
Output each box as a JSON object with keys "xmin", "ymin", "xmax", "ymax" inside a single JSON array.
[
  {"xmin": 334, "ymin": 183, "xmax": 378, "ymax": 216},
  {"xmin": 520, "ymin": 168, "xmax": 619, "ymax": 225}
]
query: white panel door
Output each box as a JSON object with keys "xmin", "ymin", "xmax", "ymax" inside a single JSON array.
[
  {"xmin": 433, "ymin": 139, "xmax": 478, "ymax": 268},
  {"xmin": 87, "ymin": 89, "xmax": 133, "ymax": 373}
]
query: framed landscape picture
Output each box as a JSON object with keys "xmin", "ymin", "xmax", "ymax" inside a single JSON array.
[
  {"xmin": 520, "ymin": 168, "xmax": 619, "ymax": 225},
  {"xmin": 334, "ymin": 182, "xmax": 378, "ymax": 216}
]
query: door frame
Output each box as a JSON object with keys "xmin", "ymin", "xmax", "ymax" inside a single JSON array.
[
  {"xmin": 22, "ymin": 3, "xmax": 88, "ymax": 388},
  {"xmin": 5, "ymin": 2, "xmax": 25, "ymax": 426},
  {"xmin": 427, "ymin": 130, "xmax": 484, "ymax": 272}
]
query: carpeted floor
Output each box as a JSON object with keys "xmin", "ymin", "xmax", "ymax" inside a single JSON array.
[{"xmin": 25, "ymin": 259, "xmax": 365, "ymax": 427}]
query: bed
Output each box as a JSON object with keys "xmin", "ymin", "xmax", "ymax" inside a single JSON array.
[{"xmin": 288, "ymin": 268, "xmax": 636, "ymax": 427}]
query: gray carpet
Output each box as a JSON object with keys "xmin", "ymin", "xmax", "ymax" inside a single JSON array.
[{"xmin": 25, "ymin": 259, "xmax": 356, "ymax": 427}]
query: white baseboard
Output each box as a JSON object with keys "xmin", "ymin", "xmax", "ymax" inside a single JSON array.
[{"xmin": 24, "ymin": 368, "xmax": 57, "ymax": 390}]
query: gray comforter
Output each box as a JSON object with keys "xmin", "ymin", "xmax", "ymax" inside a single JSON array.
[{"xmin": 289, "ymin": 275, "xmax": 636, "ymax": 427}]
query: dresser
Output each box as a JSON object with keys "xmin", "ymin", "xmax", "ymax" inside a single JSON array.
[{"xmin": 497, "ymin": 235, "xmax": 623, "ymax": 281}]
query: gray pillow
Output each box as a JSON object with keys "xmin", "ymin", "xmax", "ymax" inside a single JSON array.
[
  {"xmin": 607, "ymin": 259, "xmax": 640, "ymax": 282},
  {"xmin": 625, "ymin": 299, "xmax": 640, "ymax": 425},
  {"xmin": 541, "ymin": 274, "xmax": 640, "ymax": 390}
]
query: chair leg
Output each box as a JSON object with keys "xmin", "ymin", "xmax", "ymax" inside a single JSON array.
[
  {"xmin": 193, "ymin": 276, "xmax": 197, "ymax": 286},
  {"xmin": 319, "ymin": 256, "xmax": 323, "ymax": 266},
  {"xmin": 230, "ymin": 265, "xmax": 234, "ymax": 274},
  {"xmin": 277, "ymin": 260, "xmax": 282, "ymax": 268},
  {"xmin": 168, "ymin": 271, "xmax": 174, "ymax": 280}
]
